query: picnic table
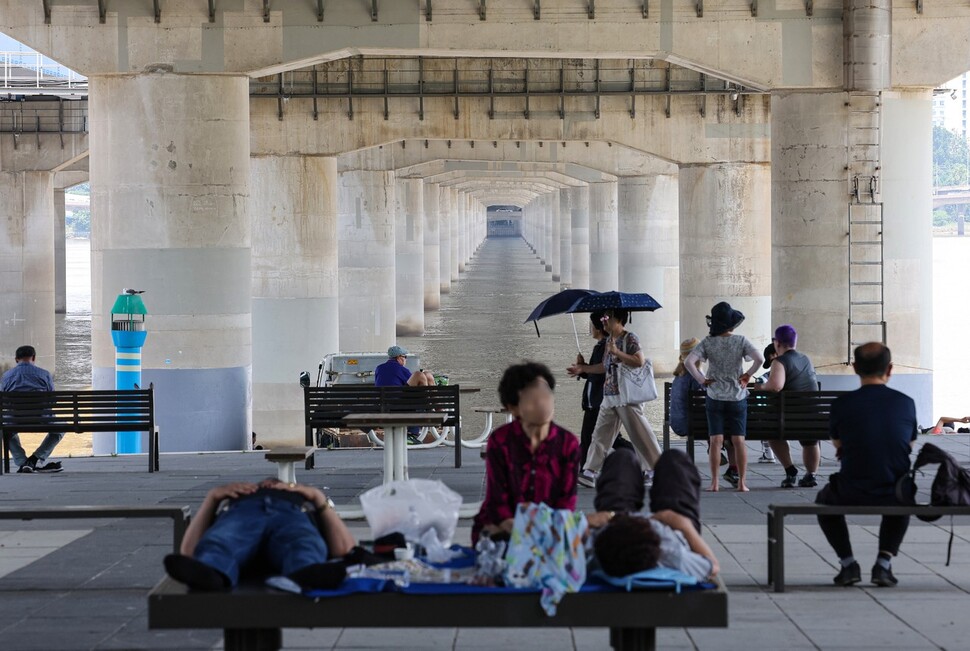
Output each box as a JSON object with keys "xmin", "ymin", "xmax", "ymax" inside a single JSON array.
[{"xmin": 343, "ymin": 412, "xmax": 447, "ymax": 483}]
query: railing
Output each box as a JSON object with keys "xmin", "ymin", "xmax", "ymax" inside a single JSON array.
[
  {"xmin": 0, "ymin": 99, "xmax": 88, "ymax": 133},
  {"xmin": 0, "ymin": 51, "xmax": 87, "ymax": 96}
]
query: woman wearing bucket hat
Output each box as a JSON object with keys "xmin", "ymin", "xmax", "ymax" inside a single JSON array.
[{"xmin": 684, "ymin": 302, "xmax": 763, "ymax": 492}]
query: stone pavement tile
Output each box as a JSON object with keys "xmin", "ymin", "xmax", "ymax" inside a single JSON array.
[
  {"xmin": 0, "ymin": 529, "xmax": 91, "ymax": 548},
  {"xmin": 776, "ymin": 593, "xmax": 934, "ymax": 648},
  {"xmin": 454, "ymin": 627, "xmax": 572, "ymax": 649},
  {"xmin": 872, "ymin": 594, "xmax": 970, "ymax": 650},
  {"xmin": 690, "ymin": 590, "xmax": 812, "ymax": 649},
  {"xmin": 95, "ymin": 626, "xmax": 221, "ymax": 651},
  {"xmin": 337, "ymin": 627, "xmax": 457, "ymax": 649},
  {"xmin": 280, "ymin": 628, "xmax": 342, "ymax": 649},
  {"xmin": 570, "ymin": 626, "xmax": 695, "ymax": 651}
]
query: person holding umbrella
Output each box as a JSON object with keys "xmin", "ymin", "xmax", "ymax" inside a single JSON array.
[
  {"xmin": 684, "ymin": 302, "xmax": 763, "ymax": 492},
  {"xmin": 567, "ymin": 311, "xmax": 634, "ymax": 462},
  {"xmin": 576, "ymin": 308, "xmax": 662, "ymax": 488}
]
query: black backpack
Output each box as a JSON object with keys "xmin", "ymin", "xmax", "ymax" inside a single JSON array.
[{"xmin": 896, "ymin": 442, "xmax": 970, "ymax": 565}]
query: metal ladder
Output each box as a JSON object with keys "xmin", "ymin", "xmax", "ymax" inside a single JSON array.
[{"xmin": 846, "ymin": 91, "xmax": 886, "ymax": 362}]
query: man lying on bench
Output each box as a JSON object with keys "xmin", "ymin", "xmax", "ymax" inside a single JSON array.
[
  {"xmin": 586, "ymin": 448, "xmax": 720, "ymax": 582},
  {"xmin": 163, "ymin": 478, "xmax": 356, "ymax": 591}
]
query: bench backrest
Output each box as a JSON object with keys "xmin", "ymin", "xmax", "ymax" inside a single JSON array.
[
  {"xmin": 686, "ymin": 389, "xmax": 850, "ymax": 440},
  {"xmin": 0, "ymin": 389, "xmax": 155, "ymax": 433},
  {"xmin": 304, "ymin": 385, "xmax": 461, "ymax": 430}
]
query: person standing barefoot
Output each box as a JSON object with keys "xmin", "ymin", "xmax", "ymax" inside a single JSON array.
[{"xmin": 685, "ymin": 302, "xmax": 763, "ymax": 492}]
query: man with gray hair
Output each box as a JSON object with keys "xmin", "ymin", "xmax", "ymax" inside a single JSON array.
[{"xmin": 761, "ymin": 325, "xmax": 821, "ymax": 488}]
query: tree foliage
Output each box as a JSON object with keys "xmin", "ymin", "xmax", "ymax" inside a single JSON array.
[{"xmin": 933, "ymin": 125, "xmax": 970, "ymax": 187}]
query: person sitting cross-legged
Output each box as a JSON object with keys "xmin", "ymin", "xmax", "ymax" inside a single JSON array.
[
  {"xmin": 816, "ymin": 342, "xmax": 918, "ymax": 588},
  {"xmin": 164, "ymin": 478, "xmax": 356, "ymax": 591},
  {"xmin": 472, "ymin": 361, "xmax": 580, "ymax": 545}
]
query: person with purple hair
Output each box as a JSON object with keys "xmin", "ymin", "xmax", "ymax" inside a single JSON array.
[{"xmin": 761, "ymin": 324, "xmax": 822, "ymax": 488}]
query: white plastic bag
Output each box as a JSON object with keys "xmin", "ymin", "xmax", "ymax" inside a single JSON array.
[{"xmin": 359, "ymin": 479, "xmax": 462, "ymax": 547}]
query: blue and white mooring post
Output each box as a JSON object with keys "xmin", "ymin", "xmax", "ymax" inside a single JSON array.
[{"xmin": 110, "ymin": 290, "xmax": 148, "ymax": 454}]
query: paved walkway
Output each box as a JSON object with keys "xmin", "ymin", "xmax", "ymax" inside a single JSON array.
[{"xmin": 2, "ymin": 436, "xmax": 970, "ymax": 650}]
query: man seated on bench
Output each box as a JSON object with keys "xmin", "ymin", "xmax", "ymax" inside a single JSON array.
[
  {"xmin": 163, "ymin": 478, "xmax": 356, "ymax": 591},
  {"xmin": 1, "ymin": 345, "xmax": 62, "ymax": 474},
  {"xmin": 587, "ymin": 448, "xmax": 719, "ymax": 582},
  {"xmin": 375, "ymin": 345, "xmax": 437, "ymax": 444},
  {"xmin": 816, "ymin": 342, "xmax": 918, "ymax": 588}
]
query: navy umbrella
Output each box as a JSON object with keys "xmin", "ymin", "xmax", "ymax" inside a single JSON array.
[
  {"xmin": 567, "ymin": 291, "xmax": 662, "ymax": 314},
  {"xmin": 525, "ymin": 289, "xmax": 600, "ymax": 349}
]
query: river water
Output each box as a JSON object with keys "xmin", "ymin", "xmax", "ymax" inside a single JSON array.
[{"xmin": 55, "ymin": 235, "xmax": 970, "ymax": 438}]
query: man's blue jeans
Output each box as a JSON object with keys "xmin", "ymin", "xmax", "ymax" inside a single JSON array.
[
  {"xmin": 194, "ymin": 493, "xmax": 329, "ymax": 587},
  {"xmin": 7, "ymin": 432, "xmax": 66, "ymax": 467}
]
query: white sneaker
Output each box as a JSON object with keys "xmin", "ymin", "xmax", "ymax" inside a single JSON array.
[
  {"xmin": 577, "ymin": 469, "xmax": 598, "ymax": 488},
  {"xmin": 758, "ymin": 449, "xmax": 777, "ymax": 464}
]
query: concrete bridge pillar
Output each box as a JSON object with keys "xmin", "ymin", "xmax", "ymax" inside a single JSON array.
[
  {"xmin": 338, "ymin": 168, "xmax": 395, "ymax": 352},
  {"xmin": 771, "ymin": 92, "xmax": 850, "ymax": 372},
  {"xmin": 395, "ymin": 178, "xmax": 425, "ymax": 335},
  {"xmin": 588, "ymin": 181, "xmax": 619, "ymax": 291},
  {"xmin": 448, "ymin": 187, "xmax": 460, "ymax": 282},
  {"xmin": 455, "ymin": 191, "xmax": 468, "ymax": 273},
  {"xmin": 618, "ymin": 174, "xmax": 680, "ymax": 372},
  {"xmin": 54, "ymin": 189, "xmax": 66, "ymax": 314},
  {"xmin": 423, "ymin": 182, "xmax": 441, "ymax": 310},
  {"xmin": 90, "ymin": 73, "xmax": 251, "ymax": 453},
  {"xmin": 544, "ymin": 193, "xmax": 555, "ymax": 274},
  {"xmin": 550, "ymin": 190, "xmax": 562, "ymax": 281},
  {"xmin": 679, "ymin": 162, "xmax": 771, "ymax": 346},
  {"xmin": 0, "ymin": 171, "xmax": 55, "ymax": 374},
  {"xmin": 772, "ymin": 90, "xmax": 933, "ymax": 419},
  {"xmin": 439, "ymin": 185, "xmax": 453, "ymax": 293},
  {"xmin": 570, "ymin": 186, "xmax": 590, "ymax": 289},
  {"xmin": 251, "ymin": 154, "xmax": 338, "ymax": 446},
  {"xmin": 559, "ymin": 189, "xmax": 572, "ymax": 288}
]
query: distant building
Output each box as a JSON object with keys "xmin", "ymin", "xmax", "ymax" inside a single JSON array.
[{"xmin": 934, "ymin": 73, "xmax": 969, "ymax": 138}]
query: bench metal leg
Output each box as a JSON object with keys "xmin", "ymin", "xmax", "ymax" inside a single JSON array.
[
  {"xmin": 610, "ymin": 626, "xmax": 656, "ymax": 651},
  {"xmin": 771, "ymin": 511, "xmax": 786, "ymax": 593},
  {"xmin": 767, "ymin": 511, "xmax": 773, "ymax": 585},
  {"xmin": 225, "ymin": 628, "xmax": 281, "ymax": 651}
]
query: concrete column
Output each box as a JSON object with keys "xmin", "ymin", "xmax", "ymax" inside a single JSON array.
[
  {"xmin": 618, "ymin": 175, "xmax": 680, "ymax": 373},
  {"xmin": 559, "ymin": 189, "xmax": 572, "ymax": 288},
  {"xmin": 54, "ymin": 188, "xmax": 66, "ymax": 314},
  {"xmin": 0, "ymin": 172, "xmax": 55, "ymax": 374},
  {"xmin": 395, "ymin": 178, "xmax": 424, "ymax": 335},
  {"xmin": 550, "ymin": 190, "xmax": 562, "ymax": 281},
  {"xmin": 771, "ymin": 92, "xmax": 850, "ymax": 374},
  {"xmin": 338, "ymin": 168, "xmax": 395, "ymax": 352},
  {"xmin": 456, "ymin": 192, "xmax": 466, "ymax": 273},
  {"xmin": 423, "ymin": 182, "xmax": 441, "ymax": 310},
  {"xmin": 448, "ymin": 187, "xmax": 460, "ymax": 281},
  {"xmin": 570, "ymin": 186, "xmax": 590, "ymax": 289},
  {"xmin": 543, "ymin": 194, "xmax": 554, "ymax": 273},
  {"xmin": 588, "ymin": 181, "xmax": 619, "ymax": 291},
  {"xmin": 90, "ymin": 73, "xmax": 251, "ymax": 453},
  {"xmin": 439, "ymin": 186, "xmax": 453, "ymax": 293},
  {"xmin": 251, "ymin": 155, "xmax": 338, "ymax": 446},
  {"xmin": 680, "ymin": 162, "xmax": 771, "ymax": 347}
]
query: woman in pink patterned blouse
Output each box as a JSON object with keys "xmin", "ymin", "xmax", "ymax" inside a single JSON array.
[{"xmin": 472, "ymin": 362, "xmax": 581, "ymax": 544}]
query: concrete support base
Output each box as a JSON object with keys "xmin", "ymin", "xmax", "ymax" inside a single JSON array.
[
  {"xmin": 90, "ymin": 72, "xmax": 252, "ymax": 453},
  {"xmin": 589, "ymin": 181, "xmax": 619, "ymax": 291}
]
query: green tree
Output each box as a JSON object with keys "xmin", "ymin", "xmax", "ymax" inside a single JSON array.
[
  {"xmin": 66, "ymin": 208, "xmax": 90, "ymax": 236},
  {"xmin": 933, "ymin": 125, "xmax": 970, "ymax": 188}
]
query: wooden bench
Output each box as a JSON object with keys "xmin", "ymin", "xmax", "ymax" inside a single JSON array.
[
  {"xmin": 0, "ymin": 387, "xmax": 158, "ymax": 474},
  {"xmin": 303, "ymin": 385, "xmax": 462, "ymax": 470},
  {"xmin": 767, "ymin": 503, "xmax": 970, "ymax": 592},
  {"xmin": 148, "ymin": 576, "xmax": 728, "ymax": 651},
  {"xmin": 0, "ymin": 505, "xmax": 190, "ymax": 552},
  {"xmin": 682, "ymin": 388, "xmax": 849, "ymax": 461}
]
